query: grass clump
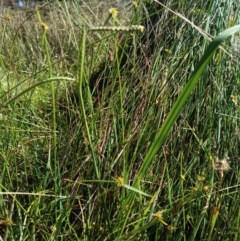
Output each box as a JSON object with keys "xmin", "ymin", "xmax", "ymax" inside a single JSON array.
[{"xmin": 0, "ymin": 0, "xmax": 240, "ymax": 240}]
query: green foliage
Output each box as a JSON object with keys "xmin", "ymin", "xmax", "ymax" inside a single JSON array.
[{"xmin": 0, "ymin": 0, "xmax": 239, "ymax": 240}]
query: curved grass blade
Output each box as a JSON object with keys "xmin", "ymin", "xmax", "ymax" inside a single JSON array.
[
  {"xmin": 136, "ymin": 25, "xmax": 240, "ymax": 179},
  {"xmin": 3, "ymin": 77, "xmax": 75, "ymax": 106}
]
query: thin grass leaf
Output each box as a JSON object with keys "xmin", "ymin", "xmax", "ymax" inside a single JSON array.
[
  {"xmin": 3, "ymin": 77, "xmax": 75, "ymax": 106},
  {"xmin": 123, "ymin": 184, "xmax": 151, "ymax": 197}
]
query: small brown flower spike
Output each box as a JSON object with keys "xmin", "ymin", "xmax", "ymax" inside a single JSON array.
[{"xmin": 214, "ymin": 157, "xmax": 231, "ymax": 179}]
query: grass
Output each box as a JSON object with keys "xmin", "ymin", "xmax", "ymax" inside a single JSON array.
[{"xmin": 0, "ymin": 0, "xmax": 240, "ymax": 240}]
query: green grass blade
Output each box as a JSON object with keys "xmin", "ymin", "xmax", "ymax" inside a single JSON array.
[
  {"xmin": 2, "ymin": 77, "xmax": 75, "ymax": 106},
  {"xmin": 123, "ymin": 184, "xmax": 151, "ymax": 197},
  {"xmin": 137, "ymin": 24, "xmax": 240, "ymax": 179}
]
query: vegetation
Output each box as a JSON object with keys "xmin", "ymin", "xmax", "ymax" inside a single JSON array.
[{"xmin": 0, "ymin": 0, "xmax": 239, "ymax": 240}]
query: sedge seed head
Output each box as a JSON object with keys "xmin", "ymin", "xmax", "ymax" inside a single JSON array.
[
  {"xmin": 230, "ymin": 95, "xmax": 238, "ymax": 106},
  {"xmin": 109, "ymin": 8, "xmax": 118, "ymax": 17},
  {"xmin": 192, "ymin": 187, "xmax": 198, "ymax": 192},
  {"xmin": 214, "ymin": 157, "xmax": 231, "ymax": 179},
  {"xmin": 113, "ymin": 176, "xmax": 124, "ymax": 186},
  {"xmin": 203, "ymin": 185, "xmax": 210, "ymax": 192},
  {"xmin": 41, "ymin": 22, "xmax": 49, "ymax": 31},
  {"xmin": 214, "ymin": 157, "xmax": 231, "ymax": 172},
  {"xmin": 197, "ymin": 172, "xmax": 206, "ymax": 182},
  {"xmin": 132, "ymin": 1, "xmax": 138, "ymax": 9},
  {"xmin": 138, "ymin": 25, "xmax": 145, "ymax": 32},
  {"xmin": 153, "ymin": 211, "xmax": 169, "ymax": 226},
  {"xmin": 180, "ymin": 174, "xmax": 185, "ymax": 181},
  {"xmin": 153, "ymin": 211, "xmax": 164, "ymax": 221},
  {"xmin": 5, "ymin": 15, "xmax": 11, "ymax": 21},
  {"xmin": 0, "ymin": 218, "xmax": 13, "ymax": 226}
]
